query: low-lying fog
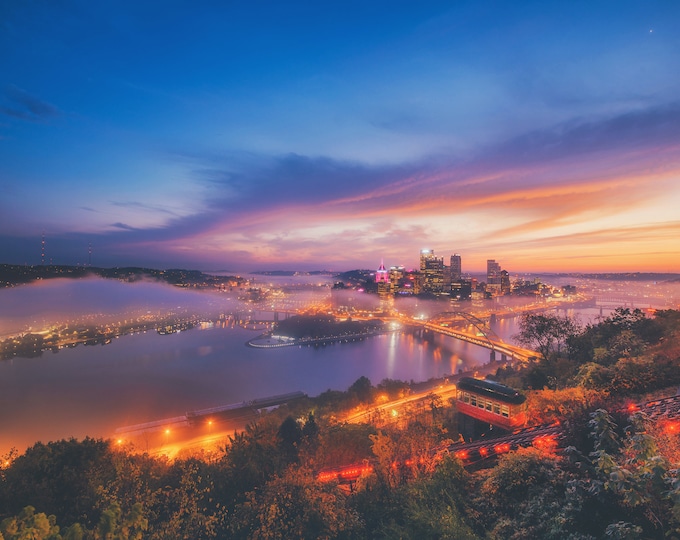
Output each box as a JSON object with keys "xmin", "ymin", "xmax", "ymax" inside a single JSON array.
[{"xmin": 0, "ymin": 277, "xmax": 243, "ymax": 337}]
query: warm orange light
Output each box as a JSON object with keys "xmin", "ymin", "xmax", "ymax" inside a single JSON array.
[
  {"xmin": 494, "ymin": 443, "xmax": 511, "ymax": 454},
  {"xmin": 664, "ymin": 421, "xmax": 680, "ymax": 434},
  {"xmin": 533, "ymin": 435, "xmax": 558, "ymax": 453}
]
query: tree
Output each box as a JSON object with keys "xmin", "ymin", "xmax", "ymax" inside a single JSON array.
[
  {"xmin": 315, "ymin": 424, "xmax": 376, "ymax": 470},
  {"xmin": 94, "ymin": 502, "xmax": 148, "ymax": 540},
  {"xmin": 348, "ymin": 376, "xmax": 373, "ymax": 404},
  {"xmin": 222, "ymin": 420, "xmax": 282, "ymax": 499},
  {"xmin": 277, "ymin": 415, "xmax": 302, "ymax": 464},
  {"xmin": 426, "ymin": 392, "xmax": 442, "ymax": 423},
  {"xmin": 368, "ymin": 457, "xmax": 477, "ymax": 540},
  {"xmin": 515, "ymin": 313, "xmax": 579, "ymax": 362},
  {"xmin": 369, "ymin": 431, "xmax": 399, "ymax": 489},
  {"xmin": 0, "ymin": 438, "xmax": 116, "ymax": 528},
  {"xmin": 584, "ymin": 409, "xmax": 680, "ymax": 537},
  {"xmin": 148, "ymin": 459, "xmax": 222, "ymax": 539},
  {"xmin": 0, "ymin": 506, "xmax": 61, "ymax": 540},
  {"xmin": 524, "ymin": 387, "xmax": 599, "ymax": 425},
  {"xmin": 478, "ymin": 448, "xmax": 580, "ymax": 539},
  {"xmin": 230, "ymin": 466, "xmax": 361, "ymax": 539}
]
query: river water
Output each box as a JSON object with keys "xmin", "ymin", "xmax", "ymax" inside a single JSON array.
[
  {"xmin": 0, "ymin": 277, "xmax": 609, "ymax": 455},
  {"xmin": 0, "ymin": 322, "xmax": 501, "ymax": 455}
]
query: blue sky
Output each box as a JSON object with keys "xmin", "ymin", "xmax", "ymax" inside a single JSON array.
[{"xmin": 1, "ymin": 0, "xmax": 679, "ymax": 272}]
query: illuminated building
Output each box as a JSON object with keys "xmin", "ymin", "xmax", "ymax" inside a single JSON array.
[
  {"xmin": 448, "ymin": 253, "xmax": 462, "ymax": 295},
  {"xmin": 487, "ymin": 259, "xmax": 502, "ymax": 296},
  {"xmin": 375, "ymin": 260, "xmax": 389, "ymax": 284},
  {"xmin": 389, "ymin": 265, "xmax": 404, "ymax": 294},
  {"xmin": 500, "ymin": 269, "xmax": 511, "ymax": 295},
  {"xmin": 404, "ymin": 269, "xmax": 420, "ymax": 295},
  {"xmin": 420, "ymin": 249, "xmax": 444, "ymax": 294},
  {"xmin": 375, "ymin": 260, "xmax": 390, "ymax": 299},
  {"xmin": 450, "ymin": 254, "xmax": 462, "ymax": 282}
]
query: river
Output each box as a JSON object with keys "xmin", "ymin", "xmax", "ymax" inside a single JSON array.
[{"xmin": 0, "ymin": 276, "xmax": 611, "ymax": 456}]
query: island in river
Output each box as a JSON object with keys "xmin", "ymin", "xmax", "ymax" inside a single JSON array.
[{"xmin": 247, "ymin": 314, "xmax": 387, "ymax": 348}]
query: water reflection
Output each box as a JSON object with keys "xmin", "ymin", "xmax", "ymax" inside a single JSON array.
[
  {"xmin": 0, "ymin": 276, "xmax": 644, "ymax": 456},
  {"xmin": 0, "ymin": 323, "xmax": 495, "ymax": 455}
]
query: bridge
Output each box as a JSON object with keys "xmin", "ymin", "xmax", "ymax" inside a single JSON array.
[
  {"xmin": 418, "ymin": 311, "xmax": 539, "ymax": 363},
  {"xmin": 593, "ymin": 295, "xmax": 670, "ymax": 310}
]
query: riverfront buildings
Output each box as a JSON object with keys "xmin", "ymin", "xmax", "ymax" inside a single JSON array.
[{"xmin": 374, "ymin": 249, "xmax": 515, "ymax": 300}]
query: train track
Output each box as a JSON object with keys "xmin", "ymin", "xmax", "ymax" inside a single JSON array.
[{"xmin": 318, "ymin": 393, "xmax": 680, "ymax": 483}]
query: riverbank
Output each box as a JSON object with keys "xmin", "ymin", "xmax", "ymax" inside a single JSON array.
[{"xmin": 247, "ymin": 328, "xmax": 388, "ymax": 348}]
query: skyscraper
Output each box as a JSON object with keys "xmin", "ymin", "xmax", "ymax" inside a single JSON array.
[
  {"xmin": 450, "ymin": 253, "xmax": 462, "ymax": 282},
  {"xmin": 487, "ymin": 259, "xmax": 501, "ymax": 284},
  {"xmin": 375, "ymin": 260, "xmax": 389, "ymax": 284},
  {"xmin": 376, "ymin": 260, "xmax": 390, "ymax": 299},
  {"xmin": 487, "ymin": 259, "xmax": 502, "ymax": 296},
  {"xmin": 420, "ymin": 249, "xmax": 444, "ymax": 294}
]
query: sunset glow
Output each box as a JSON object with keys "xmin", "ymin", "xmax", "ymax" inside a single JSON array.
[{"xmin": 1, "ymin": 2, "xmax": 679, "ymax": 272}]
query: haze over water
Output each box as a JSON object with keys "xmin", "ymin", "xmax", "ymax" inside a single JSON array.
[
  {"xmin": 0, "ymin": 318, "xmax": 494, "ymax": 456},
  {"xmin": 0, "ymin": 276, "xmax": 671, "ymax": 456}
]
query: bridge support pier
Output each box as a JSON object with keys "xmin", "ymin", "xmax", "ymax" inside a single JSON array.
[
  {"xmin": 501, "ymin": 353, "xmax": 507, "ymax": 362},
  {"xmin": 490, "ymin": 350, "xmax": 496, "ymax": 362}
]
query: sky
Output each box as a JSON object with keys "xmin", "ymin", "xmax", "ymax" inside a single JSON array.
[{"xmin": 1, "ymin": 0, "xmax": 679, "ymax": 274}]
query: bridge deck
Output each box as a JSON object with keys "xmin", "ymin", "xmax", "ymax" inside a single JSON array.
[{"xmin": 423, "ymin": 322, "xmax": 538, "ymax": 362}]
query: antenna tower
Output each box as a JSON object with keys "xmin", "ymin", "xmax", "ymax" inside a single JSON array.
[
  {"xmin": 88, "ymin": 243, "xmax": 92, "ymax": 266},
  {"xmin": 41, "ymin": 233, "xmax": 45, "ymax": 265}
]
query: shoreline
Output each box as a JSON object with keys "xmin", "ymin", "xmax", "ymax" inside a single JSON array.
[{"xmin": 246, "ymin": 328, "xmax": 390, "ymax": 348}]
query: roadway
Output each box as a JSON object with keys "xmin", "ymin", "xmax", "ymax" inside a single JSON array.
[{"xmin": 421, "ymin": 321, "xmax": 538, "ymax": 363}]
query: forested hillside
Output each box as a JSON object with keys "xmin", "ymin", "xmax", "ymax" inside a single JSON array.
[{"xmin": 2, "ymin": 308, "xmax": 680, "ymax": 539}]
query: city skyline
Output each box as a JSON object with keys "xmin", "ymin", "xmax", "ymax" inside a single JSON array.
[{"xmin": 2, "ymin": 2, "xmax": 680, "ymax": 273}]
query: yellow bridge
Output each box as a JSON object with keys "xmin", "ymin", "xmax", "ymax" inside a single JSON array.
[{"xmin": 418, "ymin": 311, "xmax": 539, "ymax": 363}]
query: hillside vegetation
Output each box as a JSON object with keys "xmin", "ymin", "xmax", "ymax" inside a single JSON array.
[{"xmin": 2, "ymin": 308, "xmax": 680, "ymax": 539}]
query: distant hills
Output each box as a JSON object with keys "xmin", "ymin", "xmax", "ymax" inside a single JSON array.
[
  {"xmin": 1, "ymin": 264, "xmax": 677, "ymax": 289},
  {"xmin": 0, "ymin": 264, "xmax": 246, "ymax": 289},
  {"xmin": 534, "ymin": 272, "xmax": 680, "ymax": 282},
  {"xmin": 250, "ymin": 270, "xmax": 337, "ymax": 276}
]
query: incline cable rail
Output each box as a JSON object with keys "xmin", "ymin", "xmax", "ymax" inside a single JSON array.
[{"xmin": 317, "ymin": 393, "xmax": 680, "ymax": 483}]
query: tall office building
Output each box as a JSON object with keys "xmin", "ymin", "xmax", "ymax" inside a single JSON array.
[
  {"xmin": 500, "ymin": 269, "xmax": 511, "ymax": 295},
  {"xmin": 389, "ymin": 265, "xmax": 404, "ymax": 294},
  {"xmin": 487, "ymin": 259, "xmax": 503, "ymax": 296},
  {"xmin": 450, "ymin": 254, "xmax": 462, "ymax": 282},
  {"xmin": 375, "ymin": 260, "xmax": 389, "ymax": 284},
  {"xmin": 487, "ymin": 259, "xmax": 501, "ymax": 284},
  {"xmin": 375, "ymin": 260, "xmax": 390, "ymax": 299},
  {"xmin": 420, "ymin": 249, "xmax": 444, "ymax": 293}
]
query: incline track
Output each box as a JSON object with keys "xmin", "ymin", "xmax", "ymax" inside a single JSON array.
[{"xmin": 318, "ymin": 393, "xmax": 680, "ymax": 483}]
